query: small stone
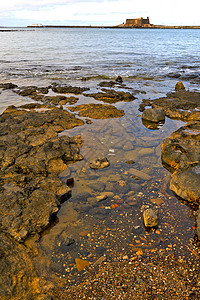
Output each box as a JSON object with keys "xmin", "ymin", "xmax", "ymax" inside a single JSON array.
[
  {"xmin": 79, "ymin": 230, "xmax": 90, "ymax": 237},
  {"xmin": 93, "ymin": 256, "xmax": 106, "ymax": 266},
  {"xmin": 125, "ymin": 160, "xmax": 135, "ymax": 164},
  {"xmin": 75, "ymin": 258, "xmax": 89, "ymax": 272},
  {"xmin": 129, "ymin": 168, "xmax": 151, "ymax": 180},
  {"xmin": 89, "ymin": 157, "xmax": 110, "ymax": 169},
  {"xmin": 143, "ymin": 208, "xmax": 159, "ymax": 227},
  {"xmin": 96, "ymin": 194, "xmax": 108, "ymax": 202},
  {"xmin": 86, "ymin": 119, "xmax": 92, "ymax": 124},
  {"xmin": 118, "ymin": 180, "xmax": 127, "ymax": 187},
  {"xmin": 175, "ymin": 81, "xmax": 185, "ymax": 90},
  {"xmin": 66, "ymin": 177, "xmax": 74, "ymax": 186},
  {"xmin": 150, "ymin": 198, "xmax": 164, "ymax": 205},
  {"xmin": 123, "ymin": 255, "xmax": 129, "ymax": 260},
  {"xmin": 136, "ymin": 250, "xmax": 143, "ymax": 256},
  {"xmin": 115, "ymin": 76, "xmax": 123, "ymax": 83}
]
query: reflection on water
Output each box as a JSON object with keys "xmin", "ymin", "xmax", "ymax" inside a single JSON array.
[{"xmin": 142, "ymin": 118, "xmax": 165, "ymax": 130}]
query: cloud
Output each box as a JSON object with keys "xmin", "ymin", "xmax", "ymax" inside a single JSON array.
[{"xmin": 12, "ymin": 0, "xmax": 140, "ymax": 24}]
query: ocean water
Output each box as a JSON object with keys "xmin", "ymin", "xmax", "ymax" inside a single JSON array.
[{"xmin": 0, "ymin": 28, "xmax": 200, "ymax": 83}]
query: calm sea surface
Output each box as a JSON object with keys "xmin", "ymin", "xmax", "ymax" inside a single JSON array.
[
  {"xmin": 0, "ymin": 28, "xmax": 200, "ymax": 82},
  {"xmin": 0, "ymin": 28, "xmax": 200, "ymax": 286}
]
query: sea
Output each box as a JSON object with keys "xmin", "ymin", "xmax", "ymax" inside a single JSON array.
[
  {"xmin": 0, "ymin": 28, "xmax": 200, "ymax": 83},
  {"xmin": 0, "ymin": 28, "xmax": 200, "ymax": 286}
]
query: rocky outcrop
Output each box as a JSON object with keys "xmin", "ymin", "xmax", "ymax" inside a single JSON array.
[
  {"xmin": 51, "ymin": 84, "xmax": 89, "ymax": 94},
  {"xmin": 140, "ymin": 88, "xmax": 200, "ymax": 122},
  {"xmin": 84, "ymin": 89, "xmax": 136, "ymax": 104},
  {"xmin": 0, "ymin": 102, "xmax": 85, "ymax": 298},
  {"xmin": 161, "ymin": 122, "xmax": 200, "ymax": 204},
  {"xmin": 69, "ymin": 103, "xmax": 125, "ymax": 119},
  {"xmin": 0, "ymin": 104, "xmax": 84, "ymax": 242},
  {"xmin": 161, "ymin": 121, "xmax": 200, "ymax": 172},
  {"xmin": 170, "ymin": 166, "xmax": 200, "ymax": 204}
]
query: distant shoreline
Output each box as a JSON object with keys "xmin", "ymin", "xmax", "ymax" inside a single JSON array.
[{"xmin": 27, "ymin": 25, "xmax": 200, "ymax": 29}]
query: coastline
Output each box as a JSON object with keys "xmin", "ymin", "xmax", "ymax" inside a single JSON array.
[{"xmin": 26, "ymin": 24, "xmax": 200, "ymax": 29}]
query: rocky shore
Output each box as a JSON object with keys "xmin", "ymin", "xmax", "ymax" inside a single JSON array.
[{"xmin": 0, "ymin": 80, "xmax": 199, "ymax": 299}]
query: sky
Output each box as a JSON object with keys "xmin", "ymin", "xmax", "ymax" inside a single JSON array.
[{"xmin": 0, "ymin": 0, "xmax": 200, "ymax": 27}]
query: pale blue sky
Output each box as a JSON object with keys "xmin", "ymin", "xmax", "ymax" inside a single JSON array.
[{"xmin": 1, "ymin": 0, "xmax": 200, "ymax": 27}]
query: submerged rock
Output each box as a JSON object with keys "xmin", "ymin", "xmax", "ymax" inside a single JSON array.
[
  {"xmin": 90, "ymin": 157, "xmax": 110, "ymax": 169},
  {"xmin": 143, "ymin": 208, "xmax": 159, "ymax": 227},
  {"xmin": 0, "ymin": 82, "xmax": 18, "ymax": 89},
  {"xmin": 75, "ymin": 258, "xmax": 89, "ymax": 272}
]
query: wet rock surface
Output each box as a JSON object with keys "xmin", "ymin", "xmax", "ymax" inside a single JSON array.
[
  {"xmin": 0, "ymin": 104, "xmax": 84, "ymax": 240},
  {"xmin": 68, "ymin": 103, "xmax": 125, "ymax": 119},
  {"xmin": 161, "ymin": 121, "xmax": 200, "ymax": 172},
  {"xmin": 140, "ymin": 89, "xmax": 200, "ymax": 122},
  {"xmin": 143, "ymin": 208, "xmax": 159, "ymax": 227},
  {"xmin": 161, "ymin": 122, "xmax": 200, "ymax": 203},
  {"xmin": 170, "ymin": 166, "xmax": 200, "ymax": 204},
  {"xmin": 85, "ymin": 88, "xmax": 136, "ymax": 104},
  {"xmin": 156, "ymin": 85, "xmax": 200, "ymax": 236},
  {"xmin": 142, "ymin": 107, "xmax": 165, "ymax": 122},
  {"xmin": 0, "ymin": 103, "xmax": 85, "ymax": 298}
]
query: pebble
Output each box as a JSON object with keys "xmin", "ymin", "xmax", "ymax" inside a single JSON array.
[{"xmin": 75, "ymin": 258, "xmax": 89, "ymax": 272}]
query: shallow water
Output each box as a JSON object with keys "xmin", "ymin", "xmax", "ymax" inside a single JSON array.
[{"xmin": 0, "ymin": 28, "xmax": 199, "ymax": 288}]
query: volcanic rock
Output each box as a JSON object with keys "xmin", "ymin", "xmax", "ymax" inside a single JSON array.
[
  {"xmin": 143, "ymin": 208, "xmax": 159, "ymax": 227},
  {"xmin": 69, "ymin": 103, "xmax": 125, "ymax": 119},
  {"xmin": 142, "ymin": 108, "xmax": 165, "ymax": 122},
  {"xmin": 175, "ymin": 81, "xmax": 185, "ymax": 90},
  {"xmin": 170, "ymin": 166, "xmax": 200, "ymax": 204},
  {"xmin": 161, "ymin": 122, "xmax": 200, "ymax": 172},
  {"xmin": 90, "ymin": 157, "xmax": 110, "ymax": 169}
]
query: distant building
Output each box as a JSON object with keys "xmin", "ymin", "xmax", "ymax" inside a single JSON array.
[
  {"xmin": 124, "ymin": 17, "xmax": 150, "ymax": 27},
  {"xmin": 29, "ymin": 24, "xmax": 43, "ymax": 27}
]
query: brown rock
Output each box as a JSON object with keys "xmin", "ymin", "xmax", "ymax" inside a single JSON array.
[
  {"xmin": 90, "ymin": 157, "xmax": 110, "ymax": 169},
  {"xmin": 142, "ymin": 108, "xmax": 165, "ymax": 123},
  {"xmin": 75, "ymin": 258, "xmax": 89, "ymax": 271},
  {"xmin": 175, "ymin": 81, "xmax": 185, "ymax": 90},
  {"xmin": 143, "ymin": 208, "xmax": 159, "ymax": 227},
  {"xmin": 170, "ymin": 166, "xmax": 200, "ymax": 204},
  {"xmin": 68, "ymin": 103, "xmax": 125, "ymax": 119}
]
